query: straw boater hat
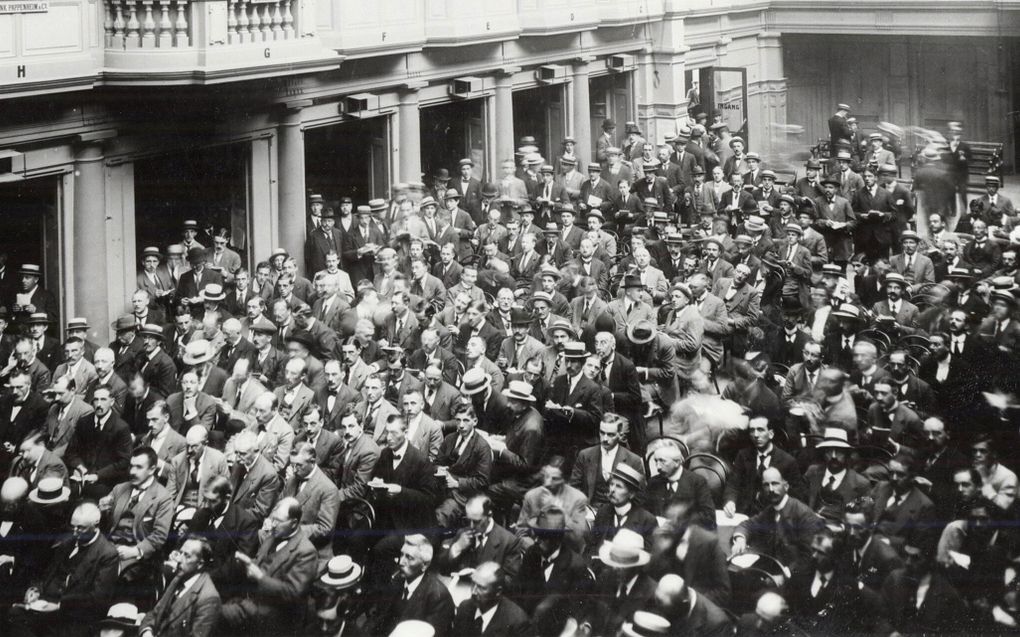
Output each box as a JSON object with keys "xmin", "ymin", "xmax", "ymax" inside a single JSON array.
[
  {"xmin": 622, "ymin": 611, "xmax": 672, "ymax": 637},
  {"xmin": 97, "ymin": 603, "xmax": 142, "ymax": 631},
  {"xmin": 561, "ymin": 341, "xmax": 590, "ymax": 360},
  {"xmin": 598, "ymin": 528, "xmax": 650, "ymax": 568},
  {"xmin": 502, "ymin": 380, "xmax": 536, "ymax": 402},
  {"xmin": 461, "ymin": 368, "xmax": 492, "ymax": 396},
  {"xmin": 319, "ymin": 555, "xmax": 363, "ymax": 589},
  {"xmin": 29, "ymin": 476, "xmax": 70, "ymax": 505},
  {"xmin": 199, "ymin": 283, "xmax": 226, "ymax": 303},
  {"xmin": 182, "ymin": 339, "xmax": 215, "ymax": 365},
  {"xmin": 389, "ymin": 621, "xmax": 435, "ymax": 637}
]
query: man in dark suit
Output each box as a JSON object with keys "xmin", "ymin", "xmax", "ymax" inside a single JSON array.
[
  {"xmin": 723, "ymin": 417, "xmax": 804, "ymax": 517},
  {"xmin": 0, "ymin": 370, "xmax": 48, "ymax": 475},
  {"xmin": 852, "ymin": 166, "xmax": 896, "ymax": 262},
  {"xmin": 485, "ymin": 380, "xmax": 544, "ymax": 517},
  {"xmin": 437, "ymin": 494, "xmax": 525, "ymax": 581},
  {"xmin": 876, "ymin": 538, "xmax": 967, "ymax": 636},
  {"xmin": 187, "ymin": 476, "xmax": 260, "ymax": 593},
  {"xmin": 657, "ymin": 573, "xmax": 734, "ymax": 637},
  {"xmin": 544, "ymin": 342, "xmax": 605, "ymax": 463},
  {"xmin": 374, "ymin": 534, "xmax": 455, "ymax": 637},
  {"xmin": 588, "ymin": 464, "xmax": 658, "ymax": 550},
  {"xmin": 228, "ymin": 430, "xmax": 282, "ymax": 521},
  {"xmin": 514, "ymin": 506, "xmax": 593, "ymax": 614},
  {"xmin": 341, "ymin": 206, "xmax": 386, "ymax": 286},
  {"xmin": 733, "ymin": 467, "xmax": 825, "ymax": 575},
  {"xmin": 7, "ymin": 263, "xmax": 58, "ymax": 329},
  {"xmin": 176, "ymin": 248, "xmax": 224, "ymax": 303},
  {"xmin": 7, "ymin": 501, "xmax": 120, "ymax": 637},
  {"xmin": 454, "ymin": 158, "xmax": 484, "ymax": 222},
  {"xmin": 569, "ymin": 413, "xmax": 644, "ymax": 508},
  {"xmin": 782, "ymin": 529, "xmax": 860, "ymax": 635},
  {"xmin": 828, "ymin": 103, "xmax": 852, "ymax": 153},
  {"xmin": 63, "ymin": 387, "xmax": 133, "ymax": 500},
  {"xmin": 136, "ymin": 324, "xmax": 178, "ymax": 399},
  {"xmin": 595, "ymin": 526, "xmax": 658, "ymax": 633},
  {"xmin": 217, "ymin": 318, "xmax": 258, "ymax": 373},
  {"xmin": 305, "ymin": 209, "xmax": 344, "ymax": 276},
  {"xmin": 434, "ymin": 403, "xmax": 493, "ymax": 527},
  {"xmin": 868, "ymin": 454, "xmax": 935, "ymax": 542},
  {"xmin": 220, "ymin": 497, "xmax": 319, "ymax": 634},
  {"xmin": 452, "ymin": 561, "xmax": 529, "ymax": 637},
  {"xmin": 804, "ymin": 429, "xmax": 873, "ymax": 520},
  {"xmin": 370, "ymin": 415, "xmax": 441, "ymax": 534},
  {"xmin": 139, "ymin": 537, "xmax": 221, "ymax": 637},
  {"xmin": 646, "ymin": 443, "xmax": 715, "ymax": 529}
]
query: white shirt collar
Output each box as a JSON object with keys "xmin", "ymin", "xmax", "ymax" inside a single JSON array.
[
  {"xmin": 476, "ymin": 602, "xmax": 499, "ymax": 631},
  {"xmin": 404, "ymin": 572, "xmax": 425, "ymax": 597}
]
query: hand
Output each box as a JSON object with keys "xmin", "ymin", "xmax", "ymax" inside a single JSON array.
[
  {"xmin": 488, "ymin": 438, "xmax": 506, "ymax": 454},
  {"xmin": 445, "ymin": 474, "xmax": 460, "ymax": 490},
  {"xmin": 730, "ymin": 536, "xmax": 747, "ymax": 556},
  {"xmin": 723, "ymin": 501, "xmax": 737, "ymax": 518},
  {"xmin": 83, "ymin": 473, "xmax": 98, "ymax": 484},
  {"xmin": 116, "ymin": 545, "xmax": 140, "ymax": 561},
  {"xmin": 544, "ymin": 400, "xmax": 562, "ymax": 411},
  {"xmin": 386, "ymin": 484, "xmax": 402, "ymax": 495},
  {"xmin": 98, "ymin": 495, "xmax": 113, "ymax": 512},
  {"xmin": 23, "ymin": 304, "xmax": 35, "ymax": 314},
  {"xmin": 635, "ymin": 366, "xmax": 648, "ymax": 375},
  {"xmin": 2, "ymin": 442, "xmax": 13, "ymax": 454},
  {"xmin": 234, "ymin": 551, "xmax": 252, "ymax": 566},
  {"xmin": 23, "ymin": 587, "xmax": 39, "ymax": 605},
  {"xmin": 452, "ymin": 529, "xmax": 474, "ymax": 553},
  {"xmin": 244, "ymin": 562, "xmax": 265, "ymax": 581}
]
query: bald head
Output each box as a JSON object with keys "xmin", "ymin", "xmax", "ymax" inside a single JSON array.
[
  {"xmin": 185, "ymin": 425, "xmax": 208, "ymax": 445},
  {"xmin": 1, "ymin": 477, "xmax": 28, "ymax": 505}
]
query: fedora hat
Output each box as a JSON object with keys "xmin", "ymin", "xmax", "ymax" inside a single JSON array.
[
  {"xmin": 97, "ymin": 603, "xmax": 141, "ymax": 631},
  {"xmin": 419, "ymin": 196, "xmax": 438, "ymax": 209},
  {"xmin": 284, "ymin": 330, "xmax": 316, "ymax": 352},
  {"xmin": 816, "ymin": 427, "xmax": 853, "ymax": 450},
  {"xmin": 187, "ymin": 246, "xmax": 207, "ymax": 264},
  {"xmin": 542, "ymin": 223, "xmax": 560, "ymax": 235},
  {"xmin": 539, "ymin": 266, "xmax": 562, "ymax": 281},
  {"xmin": 728, "ymin": 136, "xmax": 745, "ymax": 149},
  {"xmin": 805, "ymin": 159, "xmax": 822, "ymax": 170},
  {"xmin": 250, "ymin": 316, "xmax": 277, "ymax": 335},
  {"xmin": 586, "ymin": 208, "xmax": 605, "ymax": 221},
  {"xmin": 734, "ymin": 234, "xmax": 754, "ymax": 246},
  {"xmin": 461, "ymin": 368, "xmax": 491, "ymax": 395},
  {"xmin": 501, "ymin": 379, "xmax": 535, "ymax": 402},
  {"xmin": 510, "ymin": 307, "xmax": 533, "ymax": 327},
  {"xmin": 137, "ymin": 323, "xmax": 164, "ymax": 340},
  {"xmin": 530, "ymin": 291, "xmax": 554, "ymax": 306},
  {"xmin": 598, "ymin": 528, "xmax": 650, "ymax": 568},
  {"xmin": 622, "ymin": 611, "xmax": 671, "ymax": 637},
  {"xmin": 621, "ymin": 273, "xmax": 645, "ymax": 289},
  {"xmin": 181, "ymin": 339, "xmax": 215, "ymax": 365},
  {"xmin": 561, "ymin": 341, "xmax": 589, "ymax": 360},
  {"xmin": 624, "ymin": 121, "xmax": 642, "ymax": 135},
  {"xmin": 199, "ymin": 283, "xmax": 226, "ymax": 303},
  {"xmin": 784, "ymin": 224, "xmax": 803, "ymax": 237},
  {"xmin": 111, "ymin": 315, "xmax": 136, "ymax": 332},
  {"xmin": 65, "ymin": 317, "xmax": 90, "ymax": 332},
  {"xmin": 25, "ymin": 312, "xmax": 49, "ymax": 326},
  {"xmin": 899, "ymin": 230, "xmax": 921, "ymax": 243},
  {"xmin": 760, "ymin": 169, "xmax": 777, "ymax": 180},
  {"xmin": 546, "ymin": 319, "xmax": 577, "ymax": 341},
  {"xmin": 627, "ymin": 320, "xmax": 657, "ymax": 345},
  {"xmin": 320, "ymin": 555, "xmax": 363, "ymax": 589},
  {"xmin": 28, "ymin": 476, "xmax": 70, "ymax": 504},
  {"xmin": 820, "ymin": 176, "xmax": 841, "ymax": 187},
  {"xmin": 745, "ymin": 152, "xmax": 761, "ymax": 162}
]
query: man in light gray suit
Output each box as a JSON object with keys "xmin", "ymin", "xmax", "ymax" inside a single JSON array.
[
  {"xmin": 44, "ymin": 376, "xmax": 94, "ymax": 457},
  {"xmin": 166, "ymin": 425, "xmax": 229, "ymax": 508},
  {"xmin": 689, "ymin": 273, "xmax": 729, "ymax": 373},
  {"xmin": 277, "ymin": 441, "xmax": 340, "ymax": 565}
]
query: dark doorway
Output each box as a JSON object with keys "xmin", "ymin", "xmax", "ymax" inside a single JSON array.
[
  {"xmin": 134, "ymin": 142, "xmax": 250, "ymax": 265},
  {"xmin": 513, "ymin": 85, "xmax": 566, "ymax": 162},
  {"xmin": 305, "ymin": 116, "xmax": 389, "ymax": 206},
  {"xmin": 0, "ymin": 177, "xmax": 60, "ymax": 308},
  {"xmin": 421, "ymin": 99, "xmax": 486, "ymax": 183},
  {"xmin": 590, "ymin": 73, "xmax": 632, "ymax": 162}
]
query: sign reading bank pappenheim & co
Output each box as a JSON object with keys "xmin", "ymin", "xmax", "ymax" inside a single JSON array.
[{"xmin": 0, "ymin": 1, "xmax": 48, "ymax": 13}]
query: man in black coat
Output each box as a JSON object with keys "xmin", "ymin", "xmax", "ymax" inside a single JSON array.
[
  {"xmin": 176, "ymin": 248, "xmax": 224, "ymax": 303},
  {"xmin": 8, "ymin": 501, "xmax": 120, "ymax": 637},
  {"xmin": 136, "ymin": 324, "xmax": 179, "ymax": 399},
  {"xmin": 62, "ymin": 386, "xmax": 133, "ymax": 500},
  {"xmin": 588, "ymin": 464, "xmax": 658, "ymax": 551},
  {"xmin": 452, "ymin": 561, "xmax": 529, "ymax": 637},
  {"xmin": 646, "ymin": 443, "xmax": 716, "ymax": 529},
  {"xmin": 0, "ymin": 370, "xmax": 48, "ymax": 475},
  {"xmin": 783, "ymin": 528, "xmax": 861, "ymax": 634},
  {"xmin": 186, "ymin": 475, "xmax": 259, "ymax": 597},
  {"xmin": 375, "ymin": 533, "xmax": 455, "ymax": 637},
  {"xmin": 828, "ymin": 104, "xmax": 852, "ymax": 153},
  {"xmin": 434, "ymin": 403, "xmax": 493, "ymax": 528},
  {"xmin": 514, "ymin": 506, "xmax": 593, "ymax": 614},
  {"xmin": 370, "ymin": 415, "xmax": 440, "ymax": 535},
  {"xmin": 593, "ymin": 332, "xmax": 644, "ymax": 449},
  {"xmin": 723, "ymin": 417, "xmax": 804, "ymax": 517},
  {"xmin": 544, "ymin": 342, "xmax": 605, "ymax": 466}
]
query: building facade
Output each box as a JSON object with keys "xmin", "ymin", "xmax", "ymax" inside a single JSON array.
[{"xmin": 0, "ymin": 0, "xmax": 1016, "ymax": 342}]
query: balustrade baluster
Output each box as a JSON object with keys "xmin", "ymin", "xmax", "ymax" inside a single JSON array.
[
  {"xmin": 112, "ymin": 0, "xmax": 126, "ymax": 48},
  {"xmin": 281, "ymin": 0, "xmax": 293, "ymax": 38},
  {"xmin": 237, "ymin": 0, "xmax": 250, "ymax": 43},
  {"xmin": 260, "ymin": 3, "xmax": 271, "ymax": 40},
  {"xmin": 270, "ymin": 0, "xmax": 282, "ymax": 39},
  {"xmin": 158, "ymin": 0, "xmax": 172, "ymax": 47},
  {"xmin": 104, "ymin": 0, "xmax": 115, "ymax": 47},
  {"xmin": 141, "ymin": 0, "xmax": 156, "ymax": 47},
  {"xmin": 227, "ymin": 0, "xmax": 238, "ymax": 44},
  {"xmin": 126, "ymin": 0, "xmax": 141, "ymax": 48},
  {"xmin": 174, "ymin": 0, "xmax": 189, "ymax": 47}
]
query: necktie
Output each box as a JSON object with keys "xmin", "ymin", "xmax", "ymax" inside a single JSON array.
[
  {"xmin": 825, "ymin": 475, "xmax": 836, "ymax": 492},
  {"xmin": 189, "ymin": 460, "xmax": 199, "ymax": 485},
  {"xmin": 401, "ymin": 585, "xmax": 410, "ymax": 602},
  {"xmin": 953, "ymin": 338, "xmax": 963, "ymax": 355}
]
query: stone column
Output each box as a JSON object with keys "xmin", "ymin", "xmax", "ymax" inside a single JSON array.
[
  {"xmin": 492, "ymin": 70, "xmax": 517, "ymax": 165},
  {"xmin": 73, "ymin": 141, "xmax": 110, "ymax": 337},
  {"xmin": 397, "ymin": 86, "xmax": 423, "ymax": 184},
  {"xmin": 635, "ymin": 16, "xmax": 690, "ymax": 146},
  {"xmin": 277, "ymin": 101, "xmax": 310, "ymax": 271},
  {"xmin": 570, "ymin": 57, "xmax": 593, "ymax": 163},
  {"xmin": 748, "ymin": 32, "xmax": 787, "ymax": 157}
]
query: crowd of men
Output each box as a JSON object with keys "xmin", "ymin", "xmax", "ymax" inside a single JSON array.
[{"xmin": 0, "ymin": 103, "xmax": 1017, "ymax": 637}]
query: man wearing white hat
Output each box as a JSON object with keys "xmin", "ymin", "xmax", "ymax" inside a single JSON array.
[
  {"xmin": 803, "ymin": 428, "xmax": 872, "ymax": 520},
  {"xmin": 596, "ymin": 527, "xmax": 657, "ymax": 633}
]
